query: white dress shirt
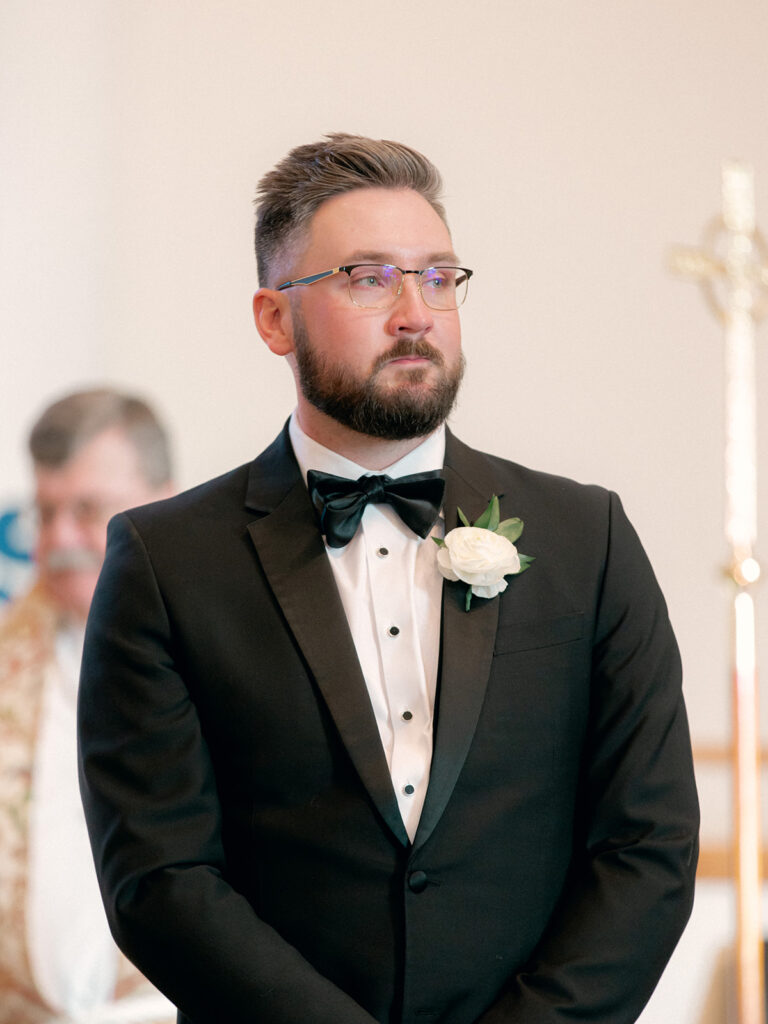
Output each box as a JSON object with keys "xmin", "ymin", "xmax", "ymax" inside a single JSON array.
[{"xmin": 289, "ymin": 414, "xmax": 445, "ymax": 841}]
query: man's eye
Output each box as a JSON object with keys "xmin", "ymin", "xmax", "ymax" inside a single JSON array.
[
  {"xmin": 37, "ymin": 505, "xmax": 56, "ymax": 527},
  {"xmin": 73, "ymin": 501, "xmax": 103, "ymax": 524},
  {"xmin": 423, "ymin": 270, "xmax": 452, "ymax": 290},
  {"xmin": 350, "ymin": 270, "xmax": 387, "ymax": 289}
]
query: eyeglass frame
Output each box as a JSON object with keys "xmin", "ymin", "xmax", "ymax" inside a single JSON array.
[{"xmin": 275, "ymin": 264, "xmax": 474, "ymax": 310}]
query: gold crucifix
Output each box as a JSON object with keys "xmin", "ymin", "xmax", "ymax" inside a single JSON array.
[{"xmin": 670, "ymin": 161, "xmax": 768, "ymax": 1024}]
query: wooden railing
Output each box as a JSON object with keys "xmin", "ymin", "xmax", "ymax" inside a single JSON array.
[{"xmin": 694, "ymin": 743, "xmax": 767, "ymax": 879}]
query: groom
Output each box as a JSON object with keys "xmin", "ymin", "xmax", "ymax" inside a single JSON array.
[{"xmin": 78, "ymin": 133, "xmax": 699, "ymax": 1024}]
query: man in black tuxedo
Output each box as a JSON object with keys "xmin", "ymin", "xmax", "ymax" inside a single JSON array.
[{"xmin": 78, "ymin": 133, "xmax": 699, "ymax": 1024}]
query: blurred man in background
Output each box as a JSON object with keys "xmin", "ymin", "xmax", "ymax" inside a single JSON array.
[{"xmin": 0, "ymin": 388, "xmax": 175, "ymax": 1023}]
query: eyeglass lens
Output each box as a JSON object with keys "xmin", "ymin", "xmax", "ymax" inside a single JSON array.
[{"xmin": 347, "ymin": 266, "xmax": 469, "ymax": 310}]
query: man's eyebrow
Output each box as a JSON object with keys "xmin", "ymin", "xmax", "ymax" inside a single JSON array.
[{"xmin": 345, "ymin": 250, "xmax": 461, "ymax": 266}]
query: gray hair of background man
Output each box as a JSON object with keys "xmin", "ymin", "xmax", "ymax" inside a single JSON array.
[
  {"xmin": 253, "ymin": 132, "xmax": 448, "ymax": 288},
  {"xmin": 28, "ymin": 388, "xmax": 172, "ymax": 488}
]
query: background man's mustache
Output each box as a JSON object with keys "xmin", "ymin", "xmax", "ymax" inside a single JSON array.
[{"xmin": 44, "ymin": 549, "xmax": 103, "ymax": 572}]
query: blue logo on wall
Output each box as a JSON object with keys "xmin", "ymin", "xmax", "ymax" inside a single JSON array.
[{"xmin": 0, "ymin": 505, "xmax": 35, "ymax": 604}]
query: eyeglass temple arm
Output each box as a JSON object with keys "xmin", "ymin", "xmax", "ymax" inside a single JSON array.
[{"xmin": 276, "ymin": 267, "xmax": 344, "ymax": 291}]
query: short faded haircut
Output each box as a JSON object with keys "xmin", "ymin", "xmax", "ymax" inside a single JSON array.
[
  {"xmin": 254, "ymin": 132, "xmax": 447, "ymax": 287},
  {"xmin": 29, "ymin": 387, "xmax": 172, "ymax": 489}
]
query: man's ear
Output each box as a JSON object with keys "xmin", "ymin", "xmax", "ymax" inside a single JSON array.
[{"xmin": 253, "ymin": 288, "xmax": 294, "ymax": 355}]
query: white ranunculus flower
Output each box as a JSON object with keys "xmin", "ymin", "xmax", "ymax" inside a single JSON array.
[{"xmin": 436, "ymin": 526, "xmax": 521, "ymax": 599}]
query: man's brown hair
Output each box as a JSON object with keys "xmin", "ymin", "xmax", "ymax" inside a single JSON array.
[
  {"xmin": 29, "ymin": 387, "xmax": 172, "ymax": 489},
  {"xmin": 254, "ymin": 133, "xmax": 447, "ymax": 287}
]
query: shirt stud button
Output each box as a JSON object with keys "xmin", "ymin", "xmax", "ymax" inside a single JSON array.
[
  {"xmin": 377, "ymin": 546, "xmax": 389, "ymax": 557},
  {"xmin": 402, "ymin": 710, "xmax": 413, "ymax": 721},
  {"xmin": 403, "ymin": 784, "xmax": 415, "ymax": 795},
  {"xmin": 387, "ymin": 625, "xmax": 400, "ymax": 637}
]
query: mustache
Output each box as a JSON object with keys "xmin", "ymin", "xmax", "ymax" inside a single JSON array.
[
  {"xmin": 372, "ymin": 339, "xmax": 445, "ymax": 371},
  {"xmin": 43, "ymin": 548, "xmax": 103, "ymax": 572}
]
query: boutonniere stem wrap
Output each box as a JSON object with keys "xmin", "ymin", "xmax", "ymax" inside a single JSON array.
[{"xmin": 434, "ymin": 496, "xmax": 533, "ymax": 611}]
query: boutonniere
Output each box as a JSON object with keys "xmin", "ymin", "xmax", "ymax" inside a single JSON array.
[{"xmin": 434, "ymin": 495, "xmax": 534, "ymax": 611}]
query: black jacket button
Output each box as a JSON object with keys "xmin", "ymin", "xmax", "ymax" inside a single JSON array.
[{"xmin": 408, "ymin": 870, "xmax": 428, "ymax": 893}]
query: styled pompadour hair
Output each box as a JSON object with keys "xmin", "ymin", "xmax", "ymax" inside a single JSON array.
[{"xmin": 253, "ymin": 133, "xmax": 447, "ymax": 287}]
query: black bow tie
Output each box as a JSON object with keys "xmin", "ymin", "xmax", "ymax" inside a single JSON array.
[{"xmin": 307, "ymin": 469, "xmax": 446, "ymax": 549}]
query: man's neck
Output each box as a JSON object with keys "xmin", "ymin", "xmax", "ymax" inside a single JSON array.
[{"xmin": 294, "ymin": 405, "xmax": 437, "ymax": 471}]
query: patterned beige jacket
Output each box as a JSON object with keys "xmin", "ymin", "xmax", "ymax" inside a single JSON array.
[{"xmin": 0, "ymin": 585, "xmax": 173, "ymax": 1024}]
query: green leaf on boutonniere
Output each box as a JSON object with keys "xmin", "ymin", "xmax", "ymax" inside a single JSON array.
[
  {"xmin": 518, "ymin": 554, "xmax": 535, "ymax": 571},
  {"xmin": 496, "ymin": 517, "xmax": 524, "ymax": 544},
  {"xmin": 457, "ymin": 507, "xmax": 471, "ymax": 528},
  {"xmin": 472, "ymin": 495, "xmax": 500, "ymax": 532}
]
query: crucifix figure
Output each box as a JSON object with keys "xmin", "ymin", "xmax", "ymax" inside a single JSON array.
[{"xmin": 671, "ymin": 161, "xmax": 768, "ymax": 1024}]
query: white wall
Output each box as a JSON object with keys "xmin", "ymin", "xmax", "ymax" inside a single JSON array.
[{"xmin": 2, "ymin": 3, "xmax": 767, "ymax": 1018}]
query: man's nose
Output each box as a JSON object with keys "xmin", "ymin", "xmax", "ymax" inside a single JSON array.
[{"xmin": 386, "ymin": 274, "xmax": 434, "ymax": 335}]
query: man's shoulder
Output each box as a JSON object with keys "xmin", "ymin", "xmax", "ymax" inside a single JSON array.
[
  {"xmin": 445, "ymin": 432, "xmax": 612, "ymax": 511},
  {"xmin": 120, "ymin": 425, "xmax": 295, "ymax": 534},
  {"xmin": 0, "ymin": 584, "xmax": 57, "ymax": 688},
  {"xmin": 125, "ymin": 462, "xmax": 253, "ymax": 526},
  {"xmin": 0, "ymin": 583, "xmax": 57, "ymax": 639}
]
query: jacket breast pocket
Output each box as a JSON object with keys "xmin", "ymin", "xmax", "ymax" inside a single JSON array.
[
  {"xmin": 493, "ymin": 612, "xmax": 586, "ymax": 656},
  {"xmin": 478, "ymin": 611, "xmax": 590, "ymax": 781}
]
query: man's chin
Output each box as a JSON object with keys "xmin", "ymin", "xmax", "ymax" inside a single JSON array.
[{"xmin": 43, "ymin": 571, "xmax": 100, "ymax": 623}]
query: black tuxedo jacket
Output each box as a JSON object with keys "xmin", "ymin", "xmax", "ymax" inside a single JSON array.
[{"xmin": 78, "ymin": 426, "xmax": 699, "ymax": 1024}]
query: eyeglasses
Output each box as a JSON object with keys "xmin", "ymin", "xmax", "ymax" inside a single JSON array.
[{"xmin": 276, "ymin": 264, "xmax": 474, "ymax": 310}]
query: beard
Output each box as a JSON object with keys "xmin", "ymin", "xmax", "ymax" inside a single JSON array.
[{"xmin": 291, "ymin": 315, "xmax": 465, "ymax": 441}]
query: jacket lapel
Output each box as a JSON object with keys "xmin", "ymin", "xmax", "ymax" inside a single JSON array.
[
  {"xmin": 414, "ymin": 431, "xmax": 502, "ymax": 849},
  {"xmin": 244, "ymin": 426, "xmax": 409, "ymax": 846}
]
